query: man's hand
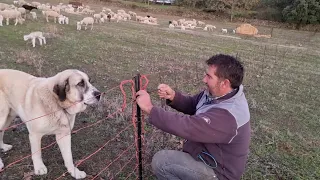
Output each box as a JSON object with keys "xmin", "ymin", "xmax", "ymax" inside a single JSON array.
[
  {"xmin": 136, "ymin": 90, "xmax": 153, "ymax": 114},
  {"xmin": 157, "ymin": 84, "xmax": 175, "ymax": 101}
]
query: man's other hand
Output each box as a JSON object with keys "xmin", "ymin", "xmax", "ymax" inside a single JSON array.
[
  {"xmin": 136, "ymin": 90, "xmax": 153, "ymax": 114},
  {"xmin": 157, "ymin": 84, "xmax": 175, "ymax": 101}
]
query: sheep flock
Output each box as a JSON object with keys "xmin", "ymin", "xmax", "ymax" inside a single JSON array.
[{"xmin": 0, "ymin": 0, "xmax": 237, "ymax": 47}]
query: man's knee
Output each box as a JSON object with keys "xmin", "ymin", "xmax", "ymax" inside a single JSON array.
[{"xmin": 151, "ymin": 150, "xmax": 168, "ymax": 173}]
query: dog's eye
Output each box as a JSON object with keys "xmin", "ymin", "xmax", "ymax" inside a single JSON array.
[
  {"xmin": 77, "ymin": 80, "xmax": 85, "ymax": 87},
  {"xmin": 89, "ymin": 78, "xmax": 95, "ymax": 83}
]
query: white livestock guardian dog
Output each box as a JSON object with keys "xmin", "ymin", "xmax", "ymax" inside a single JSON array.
[{"xmin": 0, "ymin": 69, "xmax": 101, "ymax": 179}]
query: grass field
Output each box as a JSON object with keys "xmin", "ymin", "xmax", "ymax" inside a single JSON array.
[{"xmin": 0, "ymin": 0, "xmax": 320, "ymax": 179}]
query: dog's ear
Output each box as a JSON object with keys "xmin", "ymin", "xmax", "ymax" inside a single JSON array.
[{"xmin": 53, "ymin": 78, "xmax": 70, "ymax": 101}]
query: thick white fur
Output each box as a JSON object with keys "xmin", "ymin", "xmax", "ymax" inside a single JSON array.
[{"xmin": 0, "ymin": 69, "xmax": 101, "ymax": 179}]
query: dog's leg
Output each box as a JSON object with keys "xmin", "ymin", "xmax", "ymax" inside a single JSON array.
[
  {"xmin": 56, "ymin": 133, "xmax": 86, "ymax": 179},
  {"xmin": 0, "ymin": 158, "xmax": 3, "ymax": 170},
  {"xmin": 0, "ymin": 94, "xmax": 13, "ymax": 153},
  {"xmin": 29, "ymin": 133, "xmax": 47, "ymax": 175}
]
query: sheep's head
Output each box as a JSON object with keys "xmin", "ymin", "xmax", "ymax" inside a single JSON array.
[{"xmin": 23, "ymin": 35, "xmax": 29, "ymax": 41}]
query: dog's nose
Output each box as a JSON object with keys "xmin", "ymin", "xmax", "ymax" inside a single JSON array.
[{"xmin": 93, "ymin": 91, "xmax": 101, "ymax": 101}]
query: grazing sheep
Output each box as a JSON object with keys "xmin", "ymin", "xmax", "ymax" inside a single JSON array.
[
  {"xmin": 0, "ymin": 3, "xmax": 11, "ymax": 10},
  {"xmin": 222, "ymin": 28, "xmax": 228, "ymax": 33},
  {"xmin": 76, "ymin": 21, "xmax": 81, "ymax": 30},
  {"xmin": 43, "ymin": 10, "xmax": 60, "ymax": 23},
  {"xmin": 93, "ymin": 13, "xmax": 101, "ymax": 23},
  {"xmin": 17, "ymin": 7, "xmax": 27, "ymax": 19},
  {"xmin": 78, "ymin": 17, "xmax": 94, "ymax": 30},
  {"xmin": 0, "ymin": 9, "xmax": 23, "ymax": 26},
  {"xmin": 171, "ymin": 20, "xmax": 178, "ymax": 26},
  {"xmin": 128, "ymin": 11, "xmax": 136, "ymax": 17},
  {"xmin": 0, "ymin": 15, "xmax": 3, "ymax": 26},
  {"xmin": 169, "ymin": 23, "xmax": 174, "ymax": 29},
  {"xmin": 58, "ymin": 15, "xmax": 65, "ymax": 24},
  {"xmin": 23, "ymin": 31, "xmax": 46, "ymax": 47},
  {"xmin": 30, "ymin": 11, "xmax": 37, "ymax": 19},
  {"xmin": 65, "ymin": 17, "xmax": 69, "ymax": 24},
  {"xmin": 204, "ymin": 24, "xmax": 216, "ymax": 31},
  {"xmin": 181, "ymin": 24, "xmax": 185, "ymax": 30},
  {"xmin": 197, "ymin": 21, "xmax": 205, "ymax": 26},
  {"xmin": 31, "ymin": 1, "xmax": 41, "ymax": 7},
  {"xmin": 117, "ymin": 9, "xmax": 125, "ymax": 14}
]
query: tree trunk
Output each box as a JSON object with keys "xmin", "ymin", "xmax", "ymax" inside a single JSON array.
[
  {"xmin": 230, "ymin": 0, "xmax": 235, "ymax": 22},
  {"xmin": 296, "ymin": 19, "xmax": 302, "ymax": 29}
]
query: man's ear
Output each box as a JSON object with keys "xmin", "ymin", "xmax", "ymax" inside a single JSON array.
[
  {"xmin": 53, "ymin": 78, "xmax": 69, "ymax": 101},
  {"xmin": 222, "ymin": 79, "xmax": 231, "ymax": 88}
]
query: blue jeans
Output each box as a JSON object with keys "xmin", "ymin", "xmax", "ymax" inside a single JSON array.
[{"xmin": 151, "ymin": 150, "xmax": 218, "ymax": 180}]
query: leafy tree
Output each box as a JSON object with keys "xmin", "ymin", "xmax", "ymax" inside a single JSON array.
[{"xmin": 282, "ymin": 0, "xmax": 320, "ymax": 29}]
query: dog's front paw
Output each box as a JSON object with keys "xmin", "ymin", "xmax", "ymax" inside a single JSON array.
[
  {"xmin": 0, "ymin": 144, "xmax": 12, "ymax": 152},
  {"xmin": 0, "ymin": 158, "xmax": 4, "ymax": 170},
  {"xmin": 34, "ymin": 163, "xmax": 47, "ymax": 175},
  {"xmin": 69, "ymin": 167, "xmax": 86, "ymax": 179}
]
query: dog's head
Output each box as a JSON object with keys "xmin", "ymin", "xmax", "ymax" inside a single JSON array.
[{"xmin": 53, "ymin": 70, "xmax": 101, "ymax": 114}]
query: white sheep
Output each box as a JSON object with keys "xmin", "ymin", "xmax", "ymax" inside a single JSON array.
[
  {"xmin": 117, "ymin": 9, "xmax": 125, "ymax": 14},
  {"xmin": 43, "ymin": 10, "xmax": 60, "ymax": 23},
  {"xmin": 30, "ymin": 11, "xmax": 37, "ymax": 19},
  {"xmin": 197, "ymin": 21, "xmax": 205, "ymax": 26},
  {"xmin": 31, "ymin": 1, "xmax": 41, "ymax": 7},
  {"xmin": 171, "ymin": 20, "xmax": 178, "ymax": 26},
  {"xmin": 0, "ymin": 15, "xmax": 3, "ymax": 26},
  {"xmin": 93, "ymin": 13, "xmax": 101, "ymax": 23},
  {"xmin": 0, "ymin": 9, "xmax": 22, "ymax": 26},
  {"xmin": 23, "ymin": 31, "xmax": 46, "ymax": 47},
  {"xmin": 13, "ymin": 1, "xmax": 19, "ymax": 5},
  {"xmin": 181, "ymin": 24, "xmax": 185, "ymax": 30},
  {"xmin": 169, "ymin": 23, "xmax": 174, "ymax": 29},
  {"xmin": 148, "ymin": 16, "xmax": 157, "ymax": 24},
  {"xmin": 58, "ymin": 15, "xmax": 65, "ymax": 24},
  {"xmin": 76, "ymin": 21, "xmax": 81, "ymax": 30},
  {"xmin": 65, "ymin": 17, "xmax": 69, "ymax": 24},
  {"xmin": 17, "ymin": 7, "xmax": 26, "ymax": 19},
  {"xmin": 204, "ymin": 24, "xmax": 216, "ymax": 31},
  {"xmin": 79, "ymin": 17, "xmax": 94, "ymax": 30},
  {"xmin": 128, "ymin": 11, "xmax": 136, "ymax": 17},
  {"xmin": 0, "ymin": 3, "xmax": 11, "ymax": 10},
  {"xmin": 222, "ymin": 28, "xmax": 228, "ymax": 33}
]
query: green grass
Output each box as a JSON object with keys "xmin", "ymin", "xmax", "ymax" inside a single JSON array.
[{"xmin": 0, "ymin": 0, "xmax": 320, "ymax": 179}]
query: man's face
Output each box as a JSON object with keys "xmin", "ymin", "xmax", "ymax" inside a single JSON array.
[{"xmin": 203, "ymin": 65, "xmax": 223, "ymax": 97}]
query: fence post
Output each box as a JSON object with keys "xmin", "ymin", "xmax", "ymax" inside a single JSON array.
[{"xmin": 134, "ymin": 74, "xmax": 143, "ymax": 180}]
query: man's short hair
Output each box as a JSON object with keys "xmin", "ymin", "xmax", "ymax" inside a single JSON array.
[{"xmin": 206, "ymin": 54, "xmax": 244, "ymax": 89}]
